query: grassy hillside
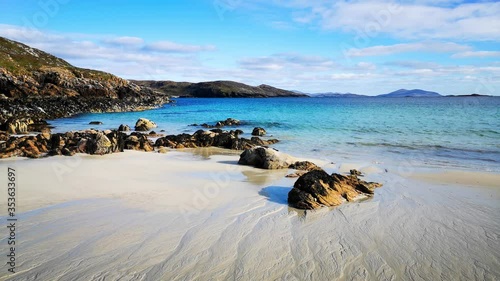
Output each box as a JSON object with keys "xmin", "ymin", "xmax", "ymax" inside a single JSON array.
[{"xmin": 0, "ymin": 37, "xmax": 117, "ymax": 81}]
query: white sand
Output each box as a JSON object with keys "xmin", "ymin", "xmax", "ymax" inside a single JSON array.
[{"xmin": 0, "ymin": 151, "xmax": 499, "ymax": 280}]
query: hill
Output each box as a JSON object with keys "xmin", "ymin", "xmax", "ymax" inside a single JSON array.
[
  {"xmin": 311, "ymin": 92, "xmax": 367, "ymax": 98},
  {"xmin": 0, "ymin": 37, "xmax": 169, "ymax": 123},
  {"xmin": 132, "ymin": 80, "xmax": 307, "ymax": 98},
  {"xmin": 378, "ymin": 89, "xmax": 441, "ymax": 98}
]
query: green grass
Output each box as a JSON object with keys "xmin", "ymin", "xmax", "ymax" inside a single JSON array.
[{"xmin": 0, "ymin": 37, "xmax": 119, "ymax": 81}]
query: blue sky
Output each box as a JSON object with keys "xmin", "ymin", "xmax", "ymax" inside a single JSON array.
[{"xmin": 0, "ymin": 0, "xmax": 499, "ymax": 95}]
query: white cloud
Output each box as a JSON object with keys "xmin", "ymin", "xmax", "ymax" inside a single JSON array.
[
  {"xmin": 452, "ymin": 51, "xmax": 500, "ymax": 58},
  {"xmin": 239, "ymin": 53, "xmax": 336, "ymax": 71},
  {"xmin": 284, "ymin": 1, "xmax": 500, "ymax": 41},
  {"xmin": 345, "ymin": 42, "xmax": 471, "ymax": 57},
  {"xmin": 102, "ymin": 36, "xmax": 144, "ymax": 47},
  {"xmin": 331, "ymin": 72, "xmax": 378, "ymax": 80},
  {"xmin": 145, "ymin": 41, "xmax": 216, "ymax": 53}
]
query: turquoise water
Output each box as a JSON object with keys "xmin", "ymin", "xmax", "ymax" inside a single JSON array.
[{"xmin": 49, "ymin": 97, "xmax": 500, "ymax": 172}]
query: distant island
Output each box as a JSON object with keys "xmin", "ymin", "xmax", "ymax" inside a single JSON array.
[
  {"xmin": 377, "ymin": 89, "xmax": 441, "ymax": 97},
  {"xmin": 132, "ymin": 80, "xmax": 307, "ymax": 98},
  {"xmin": 310, "ymin": 89, "xmax": 441, "ymax": 98},
  {"xmin": 310, "ymin": 89, "xmax": 494, "ymax": 98},
  {"xmin": 311, "ymin": 92, "xmax": 367, "ymax": 98}
]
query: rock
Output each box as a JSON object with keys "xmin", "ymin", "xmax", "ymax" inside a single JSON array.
[
  {"xmin": 285, "ymin": 171, "xmax": 308, "ymax": 178},
  {"xmin": 28, "ymin": 120, "xmax": 51, "ymax": 132},
  {"xmin": 3, "ymin": 117, "xmax": 34, "ymax": 134},
  {"xmin": 252, "ymin": 127, "xmax": 266, "ymax": 136},
  {"xmin": 118, "ymin": 124, "xmax": 131, "ymax": 131},
  {"xmin": 40, "ymin": 127, "xmax": 51, "ymax": 140},
  {"xmin": 125, "ymin": 132, "xmax": 154, "ymax": 152},
  {"xmin": 195, "ymin": 118, "xmax": 241, "ymax": 128},
  {"xmin": 238, "ymin": 147, "xmax": 296, "ymax": 169},
  {"xmin": 87, "ymin": 132, "xmax": 112, "ymax": 155},
  {"xmin": 89, "ymin": 121, "xmax": 103, "ymax": 125},
  {"xmin": 157, "ymin": 146, "xmax": 169, "ymax": 154},
  {"xmin": 289, "ymin": 161, "xmax": 322, "ymax": 171},
  {"xmin": 135, "ymin": 118, "xmax": 157, "ymax": 131},
  {"xmin": 350, "ymin": 169, "xmax": 363, "ymax": 176},
  {"xmin": 155, "ymin": 129, "xmax": 278, "ymax": 151},
  {"xmin": 106, "ymin": 130, "xmax": 126, "ymax": 153},
  {"xmin": 288, "ymin": 170, "xmax": 383, "ymax": 210},
  {"xmin": 62, "ymin": 147, "xmax": 75, "ymax": 156}
]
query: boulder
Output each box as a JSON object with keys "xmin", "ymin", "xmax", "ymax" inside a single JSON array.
[
  {"xmin": 135, "ymin": 118, "xmax": 157, "ymax": 131},
  {"xmin": 288, "ymin": 170, "xmax": 383, "ymax": 210},
  {"xmin": 87, "ymin": 132, "xmax": 112, "ymax": 155},
  {"xmin": 238, "ymin": 147, "xmax": 296, "ymax": 169},
  {"xmin": 118, "ymin": 124, "xmax": 131, "ymax": 131},
  {"xmin": 252, "ymin": 127, "xmax": 266, "ymax": 136},
  {"xmin": 350, "ymin": 169, "xmax": 363, "ymax": 176},
  {"xmin": 125, "ymin": 132, "xmax": 154, "ymax": 152},
  {"xmin": 89, "ymin": 121, "xmax": 103, "ymax": 125}
]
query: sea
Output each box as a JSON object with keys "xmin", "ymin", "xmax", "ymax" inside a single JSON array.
[{"xmin": 48, "ymin": 97, "xmax": 500, "ymax": 172}]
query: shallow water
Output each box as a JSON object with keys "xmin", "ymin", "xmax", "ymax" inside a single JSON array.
[{"xmin": 48, "ymin": 97, "xmax": 500, "ymax": 172}]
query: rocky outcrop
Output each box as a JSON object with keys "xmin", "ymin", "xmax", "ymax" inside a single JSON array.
[
  {"xmin": 0, "ymin": 37, "xmax": 170, "ymax": 125},
  {"xmin": 288, "ymin": 170, "xmax": 383, "ymax": 210},
  {"xmin": 252, "ymin": 127, "xmax": 266, "ymax": 136},
  {"xmin": 155, "ymin": 129, "xmax": 278, "ymax": 150},
  {"xmin": 135, "ymin": 118, "xmax": 157, "ymax": 131}
]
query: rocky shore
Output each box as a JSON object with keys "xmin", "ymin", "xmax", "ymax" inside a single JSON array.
[
  {"xmin": 0, "ymin": 116, "xmax": 383, "ymax": 210},
  {"xmin": 0, "ymin": 118, "xmax": 279, "ymax": 158}
]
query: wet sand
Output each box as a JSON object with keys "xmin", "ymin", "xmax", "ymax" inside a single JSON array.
[{"xmin": 0, "ymin": 151, "xmax": 499, "ymax": 280}]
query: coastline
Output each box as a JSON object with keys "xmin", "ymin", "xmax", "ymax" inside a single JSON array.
[{"xmin": 1, "ymin": 149, "xmax": 499, "ymax": 280}]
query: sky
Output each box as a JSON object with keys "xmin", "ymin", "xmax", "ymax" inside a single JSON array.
[{"xmin": 0, "ymin": 0, "xmax": 499, "ymax": 95}]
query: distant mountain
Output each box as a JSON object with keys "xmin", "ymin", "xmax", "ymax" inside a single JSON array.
[
  {"xmin": 311, "ymin": 92, "xmax": 367, "ymax": 98},
  {"xmin": 132, "ymin": 80, "xmax": 307, "ymax": 98},
  {"xmin": 378, "ymin": 89, "xmax": 441, "ymax": 98}
]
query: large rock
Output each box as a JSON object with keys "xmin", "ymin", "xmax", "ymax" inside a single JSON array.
[
  {"xmin": 118, "ymin": 124, "xmax": 131, "ymax": 131},
  {"xmin": 87, "ymin": 132, "xmax": 112, "ymax": 155},
  {"xmin": 238, "ymin": 147, "xmax": 297, "ymax": 169},
  {"xmin": 252, "ymin": 127, "xmax": 266, "ymax": 136},
  {"xmin": 135, "ymin": 118, "xmax": 157, "ymax": 131},
  {"xmin": 288, "ymin": 170, "xmax": 383, "ymax": 210}
]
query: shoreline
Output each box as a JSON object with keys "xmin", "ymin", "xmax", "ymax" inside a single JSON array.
[{"xmin": 1, "ymin": 148, "xmax": 499, "ymax": 215}]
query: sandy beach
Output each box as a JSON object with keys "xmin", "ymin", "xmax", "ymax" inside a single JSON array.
[{"xmin": 0, "ymin": 150, "xmax": 499, "ymax": 281}]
